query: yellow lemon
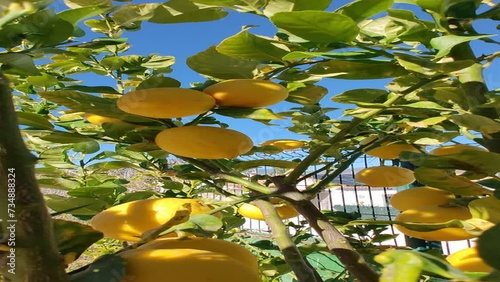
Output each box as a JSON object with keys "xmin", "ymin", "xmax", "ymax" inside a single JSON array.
[
  {"xmin": 203, "ymin": 79, "xmax": 288, "ymax": 108},
  {"xmin": 394, "ymin": 205, "xmax": 476, "ymax": 241},
  {"xmin": 390, "ymin": 187, "xmax": 455, "ymax": 211},
  {"xmin": 355, "ymin": 166, "xmax": 415, "ymax": 187},
  {"xmin": 155, "ymin": 126, "xmax": 253, "ymax": 159},
  {"xmin": 137, "ymin": 237, "xmax": 259, "ymax": 269},
  {"xmin": 365, "ymin": 142, "xmax": 420, "ymax": 159},
  {"xmin": 429, "ymin": 144, "xmax": 487, "ymax": 155},
  {"xmin": 89, "ymin": 198, "xmax": 213, "ymax": 242},
  {"xmin": 237, "ymin": 198, "xmax": 299, "ymax": 221},
  {"xmin": 260, "ymin": 139, "xmax": 306, "ymax": 151},
  {"xmin": 118, "ymin": 248, "xmax": 262, "ymax": 282},
  {"xmin": 446, "ymin": 247, "xmax": 492, "ymax": 272},
  {"xmin": 85, "ymin": 113, "xmax": 132, "ymax": 126},
  {"xmin": 116, "ymin": 88, "xmax": 215, "ymax": 118}
]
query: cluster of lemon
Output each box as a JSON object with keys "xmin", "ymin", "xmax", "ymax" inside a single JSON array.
[
  {"xmin": 359, "ymin": 142, "xmax": 493, "ymax": 273},
  {"xmin": 86, "ymin": 79, "xmax": 290, "ymax": 159},
  {"xmin": 89, "ymin": 198, "xmax": 261, "ymax": 282},
  {"xmin": 390, "ymin": 186, "xmax": 492, "ymax": 272}
]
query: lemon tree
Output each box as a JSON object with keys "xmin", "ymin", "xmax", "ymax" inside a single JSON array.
[{"xmin": 1, "ymin": 1, "xmax": 500, "ymax": 282}]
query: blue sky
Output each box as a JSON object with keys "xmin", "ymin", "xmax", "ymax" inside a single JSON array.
[{"xmin": 55, "ymin": 0, "xmax": 500, "ymax": 146}]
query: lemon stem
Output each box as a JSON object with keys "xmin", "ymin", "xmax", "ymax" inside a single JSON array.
[
  {"xmin": 253, "ymin": 199, "xmax": 324, "ymax": 282},
  {"xmin": 0, "ymin": 73, "xmax": 70, "ymax": 281}
]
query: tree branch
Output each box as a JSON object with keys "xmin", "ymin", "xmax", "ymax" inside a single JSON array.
[
  {"xmin": 0, "ymin": 73, "xmax": 69, "ymax": 281},
  {"xmin": 254, "ymin": 199, "xmax": 323, "ymax": 282}
]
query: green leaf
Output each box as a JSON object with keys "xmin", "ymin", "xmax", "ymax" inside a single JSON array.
[
  {"xmin": 190, "ymin": 0, "xmax": 240, "ymax": 6},
  {"xmin": 20, "ymin": 10, "xmax": 74, "ymax": 47},
  {"xmin": 68, "ymin": 186, "xmax": 125, "ymax": 198},
  {"xmin": 64, "ymin": 0, "xmax": 113, "ymax": 9},
  {"xmin": 40, "ymin": 132, "xmax": 93, "ymax": 144},
  {"xmin": 137, "ymin": 76, "xmax": 181, "ymax": 89},
  {"xmin": 216, "ymin": 30, "xmax": 289, "ymax": 62},
  {"xmin": 442, "ymin": 0, "xmax": 481, "ymax": 18},
  {"xmin": 117, "ymin": 191, "xmax": 156, "ymax": 203},
  {"xmin": 477, "ymin": 179, "xmax": 500, "ymax": 190},
  {"xmin": 186, "ymin": 46, "xmax": 259, "ymax": 79},
  {"xmin": 336, "ymin": 0, "xmax": 394, "ymax": 23},
  {"xmin": 393, "ymin": 130, "xmax": 451, "ymax": 145},
  {"xmin": 375, "ymin": 250, "xmax": 424, "ymax": 282},
  {"xmin": 477, "ymin": 4, "xmax": 500, "ymax": 20},
  {"xmin": 110, "ymin": 3, "xmax": 159, "ymax": 27},
  {"xmin": 45, "ymin": 195, "xmax": 107, "ymax": 215},
  {"xmin": 332, "ymin": 89, "xmax": 388, "ymax": 104},
  {"xmin": 397, "ymin": 101, "xmax": 446, "ymax": 110},
  {"xmin": 395, "ymin": 53, "xmax": 475, "ymax": 75},
  {"xmin": 213, "ymin": 108, "xmax": 284, "ymax": 120},
  {"xmin": 469, "ymin": 197, "xmax": 500, "ymax": 224},
  {"xmin": 102, "ymin": 122, "xmax": 138, "ymax": 139},
  {"xmin": 38, "ymin": 178, "xmax": 81, "ymax": 190},
  {"xmin": 431, "ymin": 34, "xmax": 494, "ymax": 58},
  {"xmin": 263, "ymin": 0, "xmax": 332, "ymax": 17},
  {"xmin": 188, "ymin": 214, "xmax": 223, "ymax": 232},
  {"xmin": 16, "ymin": 112, "xmax": 54, "ymax": 129},
  {"xmin": 308, "ymin": 60, "xmax": 407, "ymax": 79},
  {"xmin": 414, "ymin": 167, "xmax": 491, "ymax": 196},
  {"xmin": 292, "ymin": 0, "xmax": 332, "ymax": 11},
  {"xmin": 27, "ymin": 73, "xmax": 60, "ymax": 88},
  {"xmin": 385, "ymin": 9, "xmax": 438, "ymax": 46},
  {"xmin": 376, "ymin": 250, "xmax": 471, "ymax": 282},
  {"xmin": 270, "ymin": 11, "xmax": 359, "ymax": 43},
  {"xmin": 0, "ymin": 53, "xmax": 40, "ymax": 75},
  {"xmin": 53, "ymin": 219, "xmax": 103, "ymax": 261},
  {"xmin": 286, "ymin": 85, "xmax": 328, "ymax": 105},
  {"xmin": 73, "ymin": 141, "xmax": 101, "ymax": 154},
  {"xmin": 58, "ymin": 6, "xmax": 107, "ymax": 25},
  {"xmin": 449, "ymin": 114, "xmax": 500, "ymax": 135},
  {"xmin": 433, "ymin": 87, "xmax": 468, "ymax": 108},
  {"xmin": 69, "ymin": 254, "xmax": 125, "ymax": 282},
  {"xmin": 234, "ymin": 159, "xmax": 299, "ymax": 171},
  {"xmin": 400, "ymin": 150, "xmax": 500, "ymax": 176},
  {"xmin": 86, "ymin": 161, "xmax": 141, "ymax": 171},
  {"xmin": 126, "ymin": 142, "xmax": 162, "ymax": 152},
  {"xmin": 141, "ymin": 54, "xmax": 176, "ymax": 69},
  {"xmin": 38, "ymin": 90, "xmax": 153, "ymax": 122},
  {"xmin": 477, "ymin": 224, "xmax": 500, "ymax": 271},
  {"xmin": 282, "ymin": 50, "xmax": 378, "ymax": 60},
  {"xmin": 64, "ymin": 85, "xmax": 120, "ymax": 94},
  {"xmin": 149, "ymin": 0, "xmax": 228, "ymax": 24}
]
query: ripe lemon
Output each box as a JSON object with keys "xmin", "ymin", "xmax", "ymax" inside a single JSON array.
[
  {"xmin": 118, "ymin": 248, "xmax": 262, "ymax": 282},
  {"xmin": 355, "ymin": 166, "xmax": 415, "ymax": 187},
  {"xmin": 85, "ymin": 113, "xmax": 132, "ymax": 126},
  {"xmin": 260, "ymin": 139, "xmax": 306, "ymax": 151},
  {"xmin": 429, "ymin": 144, "xmax": 487, "ymax": 155},
  {"xmin": 89, "ymin": 198, "xmax": 213, "ymax": 242},
  {"xmin": 390, "ymin": 187, "xmax": 455, "ymax": 211},
  {"xmin": 203, "ymin": 79, "xmax": 288, "ymax": 108},
  {"xmin": 137, "ymin": 237, "xmax": 259, "ymax": 269},
  {"xmin": 237, "ymin": 198, "xmax": 299, "ymax": 220},
  {"xmin": 446, "ymin": 247, "xmax": 492, "ymax": 272},
  {"xmin": 155, "ymin": 126, "xmax": 253, "ymax": 159},
  {"xmin": 394, "ymin": 205, "xmax": 476, "ymax": 241},
  {"xmin": 365, "ymin": 142, "xmax": 420, "ymax": 159},
  {"xmin": 116, "ymin": 88, "xmax": 215, "ymax": 118}
]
